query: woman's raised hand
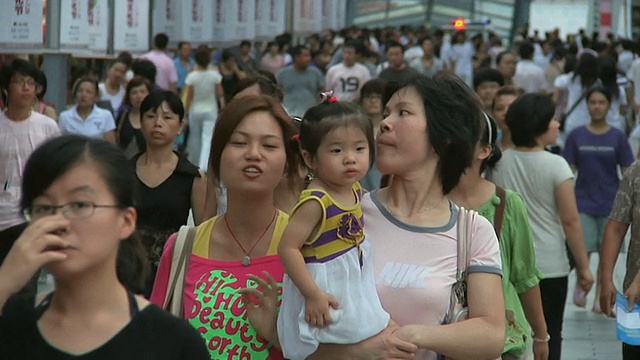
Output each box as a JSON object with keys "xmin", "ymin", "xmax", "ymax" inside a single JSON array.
[
  {"xmin": 0, "ymin": 215, "xmax": 71, "ymax": 298},
  {"xmin": 238, "ymin": 272, "xmax": 281, "ymax": 346}
]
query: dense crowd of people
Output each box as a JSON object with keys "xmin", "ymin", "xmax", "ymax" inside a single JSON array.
[{"xmin": 1, "ymin": 22, "xmax": 640, "ymax": 360}]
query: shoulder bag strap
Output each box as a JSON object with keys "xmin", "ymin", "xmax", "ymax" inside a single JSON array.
[
  {"xmin": 456, "ymin": 207, "xmax": 468, "ymax": 283},
  {"xmin": 493, "ymin": 186, "xmax": 507, "ymax": 241},
  {"xmin": 565, "ymin": 88, "xmax": 589, "ymax": 118},
  {"xmin": 457, "ymin": 207, "xmax": 474, "ymax": 282},
  {"xmin": 163, "ymin": 226, "xmax": 197, "ymax": 317}
]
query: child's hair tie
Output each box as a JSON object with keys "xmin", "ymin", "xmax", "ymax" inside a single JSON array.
[
  {"xmin": 292, "ymin": 134, "xmax": 300, "ymax": 142},
  {"xmin": 320, "ymin": 90, "xmax": 338, "ymax": 104}
]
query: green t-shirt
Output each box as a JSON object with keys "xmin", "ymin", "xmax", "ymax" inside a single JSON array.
[{"xmin": 476, "ymin": 188, "xmax": 544, "ymax": 356}]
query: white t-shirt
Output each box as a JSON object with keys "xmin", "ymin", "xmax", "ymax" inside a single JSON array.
[
  {"xmin": 58, "ymin": 105, "xmax": 116, "ymax": 139},
  {"xmin": 554, "ymin": 73, "xmax": 591, "ymax": 135},
  {"xmin": 488, "ymin": 149, "xmax": 574, "ymax": 278},
  {"xmin": 325, "ymin": 63, "xmax": 371, "ymax": 102},
  {"xmin": 449, "ymin": 42, "xmax": 475, "ymax": 77},
  {"xmin": 0, "ymin": 111, "xmax": 60, "ymax": 231},
  {"xmin": 513, "ymin": 60, "xmax": 549, "ymax": 94},
  {"xmin": 185, "ymin": 69, "xmax": 222, "ymax": 115},
  {"xmin": 98, "ymin": 82, "xmax": 126, "ymax": 110},
  {"xmin": 363, "ymin": 192, "xmax": 502, "ymax": 360}
]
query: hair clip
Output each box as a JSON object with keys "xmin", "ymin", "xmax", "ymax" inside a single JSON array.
[
  {"xmin": 320, "ymin": 90, "xmax": 338, "ymax": 104},
  {"xmin": 292, "ymin": 134, "xmax": 300, "ymax": 142}
]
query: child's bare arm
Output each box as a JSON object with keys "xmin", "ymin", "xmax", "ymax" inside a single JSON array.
[{"xmin": 279, "ymin": 200, "xmax": 342, "ymax": 327}]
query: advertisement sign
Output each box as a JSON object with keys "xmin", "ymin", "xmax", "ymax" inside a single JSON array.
[
  {"xmin": 114, "ymin": 0, "xmax": 150, "ymax": 53},
  {"xmin": 255, "ymin": 0, "xmax": 286, "ymax": 38},
  {"xmin": 213, "ymin": 0, "xmax": 255, "ymax": 43},
  {"xmin": 0, "ymin": 0, "xmax": 45, "ymax": 48},
  {"xmin": 181, "ymin": 0, "xmax": 214, "ymax": 43},
  {"xmin": 152, "ymin": 0, "xmax": 178, "ymax": 42},
  {"xmin": 87, "ymin": 0, "xmax": 108, "ymax": 52},
  {"xmin": 60, "ymin": 0, "xmax": 88, "ymax": 49}
]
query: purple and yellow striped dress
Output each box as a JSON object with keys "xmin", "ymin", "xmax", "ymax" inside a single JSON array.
[
  {"xmin": 277, "ymin": 182, "xmax": 390, "ymax": 360},
  {"xmin": 299, "ymin": 183, "xmax": 365, "ymax": 267}
]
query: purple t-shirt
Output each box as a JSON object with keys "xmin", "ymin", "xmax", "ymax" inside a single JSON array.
[{"xmin": 563, "ymin": 126, "xmax": 634, "ymax": 216}]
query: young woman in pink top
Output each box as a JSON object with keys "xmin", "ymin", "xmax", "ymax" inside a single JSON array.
[{"xmin": 150, "ymin": 95, "xmax": 299, "ymax": 360}]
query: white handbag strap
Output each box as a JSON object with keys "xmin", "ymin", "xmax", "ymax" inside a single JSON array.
[
  {"xmin": 456, "ymin": 207, "xmax": 474, "ymax": 283},
  {"xmin": 163, "ymin": 226, "xmax": 196, "ymax": 317}
]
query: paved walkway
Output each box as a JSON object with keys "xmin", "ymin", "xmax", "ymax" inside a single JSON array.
[{"xmin": 563, "ymin": 252, "xmax": 626, "ymax": 360}]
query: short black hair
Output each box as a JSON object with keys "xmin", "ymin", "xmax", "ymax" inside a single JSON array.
[
  {"xmin": 0, "ymin": 58, "xmax": 39, "ymax": 103},
  {"xmin": 519, "ymin": 41, "xmax": 535, "ymax": 60},
  {"xmin": 21, "ymin": 135, "xmax": 148, "ymax": 293},
  {"xmin": 587, "ymin": 85, "xmax": 612, "ymax": 104},
  {"xmin": 506, "ymin": 93, "xmax": 555, "ymax": 147},
  {"xmin": 116, "ymin": 51, "xmax": 133, "ymax": 68},
  {"xmin": 240, "ymin": 40, "xmax": 251, "ymax": 48},
  {"xmin": 343, "ymin": 39, "xmax": 366, "ymax": 56},
  {"xmin": 131, "ymin": 59, "xmax": 157, "ymax": 84},
  {"xmin": 382, "ymin": 72, "xmax": 482, "ymax": 194},
  {"xmin": 473, "ymin": 68, "xmax": 505, "ymax": 90},
  {"xmin": 140, "ymin": 90, "xmax": 185, "ymax": 122},
  {"xmin": 385, "ymin": 41, "xmax": 404, "ymax": 53},
  {"xmin": 291, "ymin": 45, "xmax": 308, "ymax": 58},
  {"xmin": 360, "ymin": 78, "xmax": 387, "ymax": 99},
  {"xmin": 153, "ymin": 33, "xmax": 169, "ymax": 49},
  {"xmin": 194, "ymin": 47, "xmax": 211, "ymax": 68},
  {"xmin": 496, "ymin": 51, "xmax": 514, "ymax": 65},
  {"xmin": 177, "ymin": 41, "xmax": 190, "ymax": 49},
  {"xmin": 221, "ymin": 49, "xmax": 235, "ymax": 63}
]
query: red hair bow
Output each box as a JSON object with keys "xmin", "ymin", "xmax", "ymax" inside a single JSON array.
[{"xmin": 320, "ymin": 90, "xmax": 338, "ymax": 104}]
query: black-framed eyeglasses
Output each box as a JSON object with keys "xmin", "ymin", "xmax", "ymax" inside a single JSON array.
[{"xmin": 24, "ymin": 201, "xmax": 122, "ymax": 221}]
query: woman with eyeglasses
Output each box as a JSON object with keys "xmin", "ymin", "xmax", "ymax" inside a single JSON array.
[
  {"xmin": 58, "ymin": 77, "xmax": 117, "ymax": 144},
  {"xmin": 0, "ymin": 135, "xmax": 209, "ymax": 359}
]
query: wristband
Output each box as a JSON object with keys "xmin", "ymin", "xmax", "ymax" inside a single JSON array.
[{"xmin": 532, "ymin": 332, "xmax": 551, "ymax": 343}]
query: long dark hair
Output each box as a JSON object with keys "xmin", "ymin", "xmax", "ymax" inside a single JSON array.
[
  {"xmin": 572, "ymin": 52, "xmax": 599, "ymax": 89},
  {"xmin": 598, "ymin": 56, "xmax": 620, "ymax": 100},
  {"xmin": 21, "ymin": 135, "xmax": 148, "ymax": 293}
]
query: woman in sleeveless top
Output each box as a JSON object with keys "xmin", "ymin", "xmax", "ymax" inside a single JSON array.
[
  {"xmin": 150, "ymin": 95, "xmax": 299, "ymax": 360},
  {"xmin": 133, "ymin": 91, "xmax": 208, "ymax": 297},
  {"xmin": 0, "ymin": 135, "xmax": 208, "ymax": 359},
  {"xmin": 117, "ymin": 77, "xmax": 152, "ymax": 158}
]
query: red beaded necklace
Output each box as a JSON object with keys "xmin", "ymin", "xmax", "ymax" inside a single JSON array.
[{"xmin": 223, "ymin": 210, "xmax": 277, "ymax": 266}]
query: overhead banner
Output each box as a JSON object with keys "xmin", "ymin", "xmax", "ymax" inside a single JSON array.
[
  {"xmin": 87, "ymin": 0, "xmax": 109, "ymax": 52},
  {"xmin": 255, "ymin": 0, "xmax": 286, "ymax": 39},
  {"xmin": 293, "ymin": 0, "xmax": 321, "ymax": 34},
  {"xmin": 213, "ymin": 0, "xmax": 255, "ymax": 43},
  {"xmin": 60, "ymin": 0, "xmax": 88, "ymax": 49},
  {"xmin": 181, "ymin": 0, "xmax": 214, "ymax": 44},
  {"xmin": 236, "ymin": 0, "xmax": 256, "ymax": 40},
  {"xmin": 114, "ymin": 0, "xmax": 150, "ymax": 53},
  {"xmin": 0, "ymin": 0, "xmax": 44, "ymax": 48},
  {"xmin": 152, "ymin": 0, "xmax": 178, "ymax": 43}
]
